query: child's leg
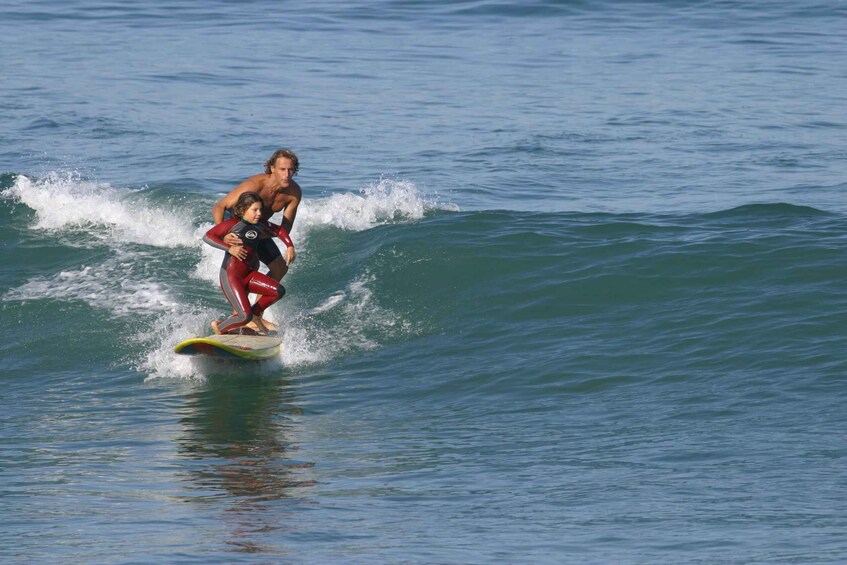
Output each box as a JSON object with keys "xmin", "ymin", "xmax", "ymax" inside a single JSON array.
[
  {"xmin": 246, "ymin": 272, "xmax": 286, "ymax": 317},
  {"xmin": 215, "ymin": 268, "xmax": 254, "ymax": 334}
]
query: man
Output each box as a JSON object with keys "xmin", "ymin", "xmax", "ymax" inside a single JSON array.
[{"xmin": 211, "ymin": 149, "xmax": 302, "ymax": 332}]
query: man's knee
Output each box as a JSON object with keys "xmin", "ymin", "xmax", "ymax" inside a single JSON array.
[{"xmin": 267, "ymin": 259, "xmax": 288, "ymax": 281}]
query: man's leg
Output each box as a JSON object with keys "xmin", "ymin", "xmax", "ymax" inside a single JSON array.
[{"xmin": 265, "ymin": 255, "xmax": 288, "ymax": 282}]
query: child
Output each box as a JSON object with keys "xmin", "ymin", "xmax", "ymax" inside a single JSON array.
[{"xmin": 203, "ymin": 191, "xmax": 294, "ymax": 335}]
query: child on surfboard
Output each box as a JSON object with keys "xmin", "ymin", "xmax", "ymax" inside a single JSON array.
[{"xmin": 203, "ymin": 191, "xmax": 295, "ymax": 336}]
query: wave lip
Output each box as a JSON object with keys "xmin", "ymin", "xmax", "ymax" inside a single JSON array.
[
  {"xmin": 1, "ymin": 172, "xmax": 197, "ymax": 247},
  {"xmin": 298, "ymin": 177, "xmax": 455, "ymax": 233}
]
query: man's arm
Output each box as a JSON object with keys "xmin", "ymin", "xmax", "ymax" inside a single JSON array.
[
  {"xmin": 270, "ymin": 223, "xmax": 296, "ymax": 266},
  {"xmin": 269, "ymin": 223, "xmax": 294, "ymax": 248},
  {"xmin": 212, "ymin": 185, "xmax": 249, "ymax": 224},
  {"xmin": 279, "ymin": 187, "xmax": 302, "ymax": 232},
  {"xmin": 212, "ymin": 179, "xmax": 257, "ymax": 245}
]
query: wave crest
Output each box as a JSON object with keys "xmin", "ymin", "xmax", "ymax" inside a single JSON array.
[{"xmin": 297, "ymin": 177, "xmax": 455, "ymax": 232}]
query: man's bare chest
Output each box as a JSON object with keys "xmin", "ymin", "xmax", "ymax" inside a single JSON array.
[{"xmin": 267, "ymin": 193, "xmax": 294, "ymax": 213}]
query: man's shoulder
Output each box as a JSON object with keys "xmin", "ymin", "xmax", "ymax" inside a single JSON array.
[{"xmin": 242, "ymin": 173, "xmax": 272, "ymax": 190}]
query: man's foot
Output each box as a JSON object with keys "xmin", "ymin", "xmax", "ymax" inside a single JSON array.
[
  {"xmin": 248, "ymin": 317, "xmax": 272, "ymax": 336},
  {"xmin": 247, "ymin": 317, "xmax": 278, "ymax": 333},
  {"xmin": 211, "ymin": 320, "xmax": 222, "ymax": 335}
]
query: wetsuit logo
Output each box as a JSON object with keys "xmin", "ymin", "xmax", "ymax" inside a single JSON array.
[{"xmin": 245, "ymin": 230, "xmax": 258, "ymax": 240}]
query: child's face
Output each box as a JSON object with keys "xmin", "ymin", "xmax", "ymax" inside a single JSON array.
[{"xmin": 243, "ymin": 202, "xmax": 262, "ymax": 224}]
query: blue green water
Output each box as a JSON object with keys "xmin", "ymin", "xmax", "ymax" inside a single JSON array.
[{"xmin": 2, "ymin": 1, "xmax": 846, "ymax": 562}]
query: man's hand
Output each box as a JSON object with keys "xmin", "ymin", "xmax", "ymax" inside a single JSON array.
[
  {"xmin": 284, "ymin": 246, "xmax": 296, "ymax": 266},
  {"xmin": 223, "ymin": 232, "xmax": 243, "ymax": 246},
  {"xmin": 228, "ymin": 244, "xmax": 247, "ymax": 261}
]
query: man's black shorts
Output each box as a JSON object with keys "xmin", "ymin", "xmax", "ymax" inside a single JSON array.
[{"xmin": 257, "ymin": 238, "xmax": 282, "ymax": 265}]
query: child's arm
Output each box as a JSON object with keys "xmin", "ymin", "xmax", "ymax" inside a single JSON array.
[{"xmin": 203, "ymin": 218, "xmax": 240, "ymax": 252}]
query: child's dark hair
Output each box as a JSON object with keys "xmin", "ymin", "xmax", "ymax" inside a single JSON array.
[{"xmin": 233, "ymin": 191, "xmax": 263, "ymax": 218}]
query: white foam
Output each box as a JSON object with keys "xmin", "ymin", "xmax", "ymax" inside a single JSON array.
[
  {"xmin": 1, "ymin": 172, "xmax": 196, "ymax": 247},
  {"xmin": 162, "ymin": 255, "xmax": 422, "ymax": 381},
  {"xmin": 142, "ymin": 273, "xmax": 413, "ymax": 381},
  {"xmin": 306, "ymin": 292, "xmax": 345, "ymax": 315},
  {"xmin": 140, "ymin": 306, "xmax": 295, "ymax": 382},
  {"xmin": 280, "ymin": 273, "xmax": 415, "ymax": 362},
  {"xmin": 5, "ymin": 172, "xmax": 446, "ymax": 380},
  {"xmin": 3, "ymin": 252, "xmax": 181, "ymax": 316},
  {"xmin": 297, "ymin": 177, "xmax": 451, "ymax": 232},
  {"xmin": 192, "ymin": 224, "xmax": 224, "ymax": 284},
  {"xmin": 139, "ymin": 310, "xmax": 230, "ymax": 381}
]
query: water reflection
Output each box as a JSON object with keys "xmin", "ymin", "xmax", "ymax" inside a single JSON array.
[{"xmin": 176, "ymin": 372, "xmax": 314, "ymax": 554}]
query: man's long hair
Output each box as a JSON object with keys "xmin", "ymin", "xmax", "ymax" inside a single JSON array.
[{"xmin": 265, "ymin": 149, "xmax": 299, "ymax": 176}]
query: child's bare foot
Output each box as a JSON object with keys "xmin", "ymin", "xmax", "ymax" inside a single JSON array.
[{"xmin": 211, "ymin": 320, "xmax": 222, "ymax": 335}]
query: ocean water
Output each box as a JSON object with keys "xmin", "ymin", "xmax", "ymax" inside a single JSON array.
[{"xmin": 2, "ymin": 1, "xmax": 846, "ymax": 563}]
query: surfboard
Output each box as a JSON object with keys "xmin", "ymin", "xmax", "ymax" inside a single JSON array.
[{"xmin": 174, "ymin": 334, "xmax": 282, "ymax": 361}]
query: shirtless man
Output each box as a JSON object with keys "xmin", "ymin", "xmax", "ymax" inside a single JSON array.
[{"xmin": 212, "ymin": 149, "xmax": 302, "ymax": 332}]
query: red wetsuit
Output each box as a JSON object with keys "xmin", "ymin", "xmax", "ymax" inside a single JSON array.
[{"xmin": 203, "ymin": 218, "xmax": 294, "ymax": 334}]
